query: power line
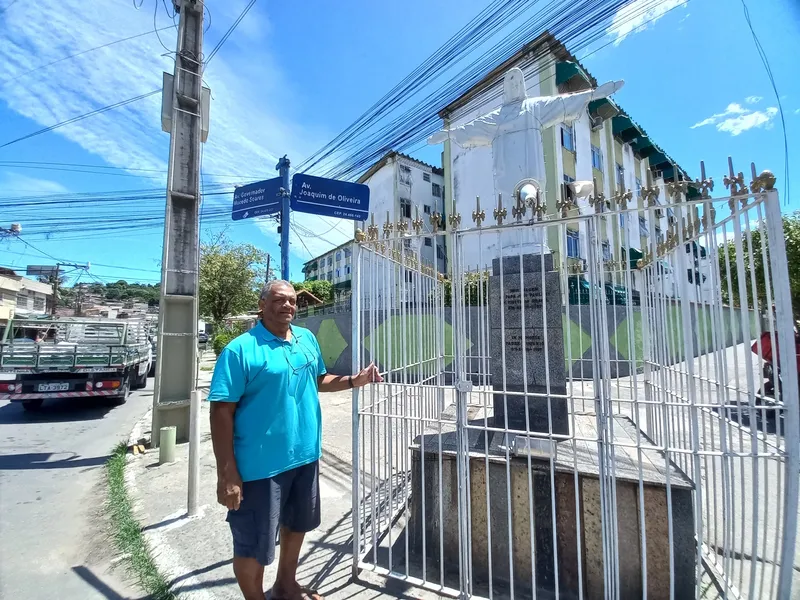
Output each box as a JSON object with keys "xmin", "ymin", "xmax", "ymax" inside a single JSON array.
[
  {"xmin": 204, "ymin": 0, "xmax": 257, "ymax": 66},
  {"xmin": 0, "ymin": 89, "xmax": 161, "ymax": 149},
  {"xmin": 740, "ymin": 0, "xmax": 789, "ymax": 205},
  {"xmin": 1, "ymin": 28, "xmax": 175, "ymax": 84},
  {"xmin": 0, "ymin": 0, "xmax": 19, "ymax": 16}
]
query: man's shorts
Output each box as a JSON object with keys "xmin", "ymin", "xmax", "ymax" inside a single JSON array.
[{"xmin": 226, "ymin": 460, "xmax": 321, "ymax": 566}]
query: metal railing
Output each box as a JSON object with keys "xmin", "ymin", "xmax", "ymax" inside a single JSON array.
[{"xmin": 350, "ymin": 168, "xmax": 798, "ymax": 599}]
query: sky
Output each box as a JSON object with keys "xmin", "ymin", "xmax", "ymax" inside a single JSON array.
[{"xmin": 0, "ymin": 0, "xmax": 798, "ymax": 286}]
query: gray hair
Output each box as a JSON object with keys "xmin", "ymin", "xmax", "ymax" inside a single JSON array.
[{"xmin": 260, "ymin": 279, "xmax": 293, "ymax": 300}]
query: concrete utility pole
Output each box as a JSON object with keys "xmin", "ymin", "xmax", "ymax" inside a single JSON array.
[
  {"xmin": 153, "ymin": 0, "xmax": 204, "ymax": 445},
  {"xmin": 277, "ymin": 156, "xmax": 291, "ymax": 280}
]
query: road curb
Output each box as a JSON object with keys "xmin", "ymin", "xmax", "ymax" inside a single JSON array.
[{"xmin": 122, "ymin": 407, "xmax": 218, "ymax": 600}]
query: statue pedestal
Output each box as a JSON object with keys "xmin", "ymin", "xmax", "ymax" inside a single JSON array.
[{"xmin": 409, "ymin": 412, "xmax": 695, "ymax": 599}]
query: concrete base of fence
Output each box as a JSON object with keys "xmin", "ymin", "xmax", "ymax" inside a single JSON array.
[{"xmin": 408, "ymin": 414, "xmax": 695, "ymax": 599}]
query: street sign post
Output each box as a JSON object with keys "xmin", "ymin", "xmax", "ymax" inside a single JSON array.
[
  {"xmin": 290, "ymin": 173, "xmax": 370, "ymax": 221},
  {"xmin": 232, "ymin": 177, "xmax": 283, "ymax": 221}
]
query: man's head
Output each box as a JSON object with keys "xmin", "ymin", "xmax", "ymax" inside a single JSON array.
[{"xmin": 259, "ymin": 280, "xmax": 297, "ymax": 330}]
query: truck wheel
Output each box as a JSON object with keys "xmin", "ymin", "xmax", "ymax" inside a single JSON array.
[
  {"xmin": 22, "ymin": 399, "xmax": 44, "ymax": 412},
  {"xmin": 133, "ymin": 368, "xmax": 147, "ymax": 390},
  {"xmin": 111, "ymin": 377, "xmax": 132, "ymax": 406}
]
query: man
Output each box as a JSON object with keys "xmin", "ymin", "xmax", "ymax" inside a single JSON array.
[{"xmin": 209, "ymin": 280, "xmax": 382, "ymax": 600}]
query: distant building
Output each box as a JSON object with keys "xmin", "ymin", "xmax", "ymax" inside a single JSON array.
[
  {"xmin": 0, "ymin": 268, "xmax": 54, "ymax": 324},
  {"xmin": 301, "ymin": 151, "xmax": 448, "ymax": 303}
]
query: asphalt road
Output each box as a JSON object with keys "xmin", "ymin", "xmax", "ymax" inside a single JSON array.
[{"xmin": 0, "ymin": 380, "xmax": 153, "ymax": 600}]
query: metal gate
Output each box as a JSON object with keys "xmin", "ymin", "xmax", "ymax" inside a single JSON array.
[{"xmin": 350, "ymin": 162, "xmax": 798, "ymax": 599}]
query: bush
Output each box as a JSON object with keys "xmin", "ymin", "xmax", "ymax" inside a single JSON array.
[{"xmin": 212, "ymin": 322, "xmax": 247, "ymax": 356}]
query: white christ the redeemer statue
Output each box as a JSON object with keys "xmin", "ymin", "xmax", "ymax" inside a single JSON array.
[{"xmin": 429, "ymin": 67, "xmax": 623, "ymax": 254}]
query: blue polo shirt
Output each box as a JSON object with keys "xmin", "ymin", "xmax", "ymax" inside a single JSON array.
[{"xmin": 208, "ymin": 322, "xmax": 326, "ymax": 482}]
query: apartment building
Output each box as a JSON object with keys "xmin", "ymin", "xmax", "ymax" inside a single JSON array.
[{"xmin": 302, "ymin": 151, "xmax": 448, "ymax": 295}]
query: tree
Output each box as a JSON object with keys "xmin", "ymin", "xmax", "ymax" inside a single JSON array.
[
  {"xmin": 199, "ymin": 234, "xmax": 268, "ymax": 323},
  {"xmin": 292, "ymin": 279, "xmax": 334, "ymax": 303},
  {"xmin": 718, "ymin": 211, "xmax": 800, "ymax": 319}
]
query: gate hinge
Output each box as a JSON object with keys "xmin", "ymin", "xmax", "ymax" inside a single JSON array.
[{"xmin": 455, "ymin": 380, "xmax": 473, "ymax": 393}]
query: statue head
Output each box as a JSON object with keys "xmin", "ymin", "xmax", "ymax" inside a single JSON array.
[{"xmin": 502, "ymin": 67, "xmax": 527, "ymax": 103}]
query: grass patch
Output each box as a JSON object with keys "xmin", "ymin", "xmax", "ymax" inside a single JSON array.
[{"xmin": 106, "ymin": 443, "xmax": 176, "ymax": 600}]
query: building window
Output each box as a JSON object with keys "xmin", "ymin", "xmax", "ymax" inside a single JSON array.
[
  {"xmin": 655, "ymin": 226, "xmax": 663, "ymax": 245},
  {"xmin": 561, "ymin": 124, "xmax": 575, "ymax": 152},
  {"xmin": 346, "ymin": 266, "xmax": 351, "ymax": 275},
  {"xmin": 336, "ymin": 269, "xmax": 340, "ymax": 278},
  {"xmin": 566, "ymin": 229, "xmax": 580, "ymax": 258},
  {"xmin": 423, "ymin": 172, "xmax": 431, "ymax": 182},
  {"xmin": 639, "ymin": 216, "xmax": 649, "ymax": 237},
  {"xmin": 399, "ymin": 164, "xmax": 412, "ymax": 185},
  {"xmin": 437, "ymin": 245, "xmax": 445, "ymax": 260},
  {"xmin": 344, "ymin": 247, "xmax": 352, "ymax": 257},
  {"xmin": 399, "ymin": 198, "xmax": 412, "ymax": 218},
  {"xmin": 564, "ymin": 174, "xmax": 575, "ymax": 183},
  {"xmin": 335, "ymin": 251, "xmax": 342, "ymax": 261},
  {"xmin": 432, "ymin": 183, "xmax": 442, "ymax": 198},
  {"xmin": 602, "ymin": 241, "xmax": 612, "ymax": 261},
  {"xmin": 327, "ymin": 271, "xmax": 333, "ymax": 281},
  {"xmin": 327, "ymin": 256, "xmax": 333, "ymax": 266},
  {"xmin": 591, "ymin": 145, "xmax": 603, "ymax": 170},
  {"xmin": 424, "ymin": 204, "xmax": 431, "ymax": 214},
  {"xmin": 33, "ymin": 297, "xmax": 45, "ymax": 311},
  {"xmin": 616, "ymin": 163, "xmax": 625, "ymax": 191},
  {"xmin": 424, "ymin": 237, "xmax": 432, "ymax": 247},
  {"xmin": 635, "ymin": 177, "xmax": 642, "ymax": 197}
]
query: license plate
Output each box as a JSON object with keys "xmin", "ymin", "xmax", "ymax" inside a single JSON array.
[{"xmin": 37, "ymin": 382, "xmax": 70, "ymax": 392}]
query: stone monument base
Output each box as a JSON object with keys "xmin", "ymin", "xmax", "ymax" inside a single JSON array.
[{"xmin": 409, "ymin": 412, "xmax": 694, "ymax": 599}]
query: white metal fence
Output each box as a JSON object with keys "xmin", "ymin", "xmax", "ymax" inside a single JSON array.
[{"xmin": 350, "ymin": 165, "xmax": 798, "ymax": 599}]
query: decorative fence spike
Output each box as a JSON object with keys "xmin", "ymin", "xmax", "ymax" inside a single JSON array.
[
  {"xmin": 493, "ymin": 193, "xmax": 507, "ymax": 226},
  {"xmin": 472, "ymin": 196, "xmax": 486, "ymax": 227}
]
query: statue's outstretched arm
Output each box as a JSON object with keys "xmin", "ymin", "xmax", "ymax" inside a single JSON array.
[
  {"xmin": 428, "ymin": 111, "xmax": 499, "ymax": 148},
  {"xmin": 538, "ymin": 80, "xmax": 624, "ymax": 129}
]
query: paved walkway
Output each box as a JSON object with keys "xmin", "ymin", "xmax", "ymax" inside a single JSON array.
[{"xmin": 126, "ymin": 352, "xmax": 439, "ymax": 599}]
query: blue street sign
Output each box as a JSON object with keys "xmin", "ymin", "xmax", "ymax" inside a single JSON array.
[
  {"xmin": 290, "ymin": 173, "xmax": 370, "ymax": 221},
  {"xmin": 231, "ymin": 177, "xmax": 283, "ymax": 221}
]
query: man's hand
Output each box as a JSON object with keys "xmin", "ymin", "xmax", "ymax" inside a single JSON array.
[
  {"xmin": 352, "ymin": 362, "xmax": 383, "ymax": 387},
  {"xmin": 217, "ymin": 470, "xmax": 243, "ymax": 510}
]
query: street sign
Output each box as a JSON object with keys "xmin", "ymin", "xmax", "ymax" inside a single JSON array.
[
  {"xmin": 26, "ymin": 265, "xmax": 58, "ymax": 277},
  {"xmin": 232, "ymin": 177, "xmax": 283, "ymax": 221},
  {"xmin": 290, "ymin": 173, "xmax": 370, "ymax": 221}
]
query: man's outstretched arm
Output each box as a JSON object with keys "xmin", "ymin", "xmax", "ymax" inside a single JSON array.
[{"xmin": 318, "ymin": 362, "xmax": 383, "ymax": 392}]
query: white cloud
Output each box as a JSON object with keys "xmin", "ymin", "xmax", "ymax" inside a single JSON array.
[
  {"xmin": 0, "ymin": 173, "xmax": 69, "ymax": 195},
  {"xmin": 745, "ymin": 95, "xmax": 763, "ymax": 104},
  {"xmin": 607, "ymin": 0, "xmax": 687, "ymax": 45},
  {"xmin": 0, "ymin": 1, "xmax": 350, "ymax": 261},
  {"xmin": 795, "ymin": 108, "xmax": 800, "ymax": 115},
  {"xmin": 691, "ymin": 101, "xmax": 778, "ymax": 136}
]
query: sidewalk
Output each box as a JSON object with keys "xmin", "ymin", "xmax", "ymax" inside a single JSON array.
[{"xmin": 125, "ymin": 351, "xmax": 438, "ymax": 600}]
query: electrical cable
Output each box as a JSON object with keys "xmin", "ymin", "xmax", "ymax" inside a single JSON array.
[
  {"xmin": 0, "ymin": 0, "xmax": 19, "ymax": 15},
  {"xmin": 295, "ymin": 0, "xmax": 684, "ymax": 184},
  {"xmin": 740, "ymin": 0, "xmax": 789, "ymax": 205},
  {"xmin": 0, "ymin": 89, "xmax": 161, "ymax": 149},
  {"xmin": 1, "ymin": 28, "xmax": 175, "ymax": 85},
  {"xmin": 203, "ymin": 0, "xmax": 257, "ymax": 67}
]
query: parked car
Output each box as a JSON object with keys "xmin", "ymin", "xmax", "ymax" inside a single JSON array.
[{"xmin": 198, "ymin": 331, "xmax": 209, "ymax": 344}]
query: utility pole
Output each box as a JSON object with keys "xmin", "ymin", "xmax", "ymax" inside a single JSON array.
[
  {"xmin": 277, "ymin": 156, "xmax": 291, "ymax": 280},
  {"xmin": 153, "ymin": 0, "xmax": 204, "ymax": 447},
  {"xmin": 265, "ymin": 254, "xmax": 272, "ymax": 284}
]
